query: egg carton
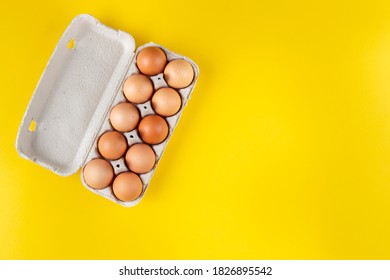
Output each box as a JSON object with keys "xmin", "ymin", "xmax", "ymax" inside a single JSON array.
[{"xmin": 15, "ymin": 14, "xmax": 199, "ymax": 207}]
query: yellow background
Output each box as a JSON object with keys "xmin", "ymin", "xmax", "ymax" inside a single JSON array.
[{"xmin": 1, "ymin": 0, "xmax": 390, "ymax": 259}]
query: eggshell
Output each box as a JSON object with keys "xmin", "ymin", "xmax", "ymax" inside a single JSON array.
[
  {"xmin": 136, "ymin": 46, "xmax": 167, "ymax": 76},
  {"xmin": 123, "ymin": 74, "xmax": 154, "ymax": 104},
  {"xmin": 164, "ymin": 59, "xmax": 194, "ymax": 89},
  {"xmin": 109, "ymin": 102, "xmax": 140, "ymax": 132},
  {"xmin": 125, "ymin": 143, "xmax": 156, "ymax": 174},
  {"xmin": 112, "ymin": 172, "xmax": 143, "ymax": 202},
  {"xmin": 97, "ymin": 131, "xmax": 127, "ymax": 160},
  {"xmin": 151, "ymin": 87, "xmax": 182, "ymax": 117},
  {"xmin": 83, "ymin": 158, "xmax": 114, "ymax": 189},
  {"xmin": 138, "ymin": 115, "xmax": 169, "ymax": 145}
]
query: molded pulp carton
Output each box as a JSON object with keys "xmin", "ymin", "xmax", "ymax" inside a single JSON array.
[{"xmin": 16, "ymin": 14, "xmax": 199, "ymax": 206}]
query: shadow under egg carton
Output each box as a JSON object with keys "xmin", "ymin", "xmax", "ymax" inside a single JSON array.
[{"xmin": 81, "ymin": 42, "xmax": 199, "ymax": 207}]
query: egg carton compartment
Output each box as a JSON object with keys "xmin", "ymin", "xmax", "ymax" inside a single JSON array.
[{"xmin": 81, "ymin": 43, "xmax": 199, "ymax": 207}]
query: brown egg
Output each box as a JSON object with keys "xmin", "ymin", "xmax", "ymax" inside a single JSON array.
[
  {"xmin": 151, "ymin": 87, "xmax": 182, "ymax": 117},
  {"xmin": 136, "ymin": 46, "xmax": 167, "ymax": 76},
  {"xmin": 125, "ymin": 143, "xmax": 156, "ymax": 174},
  {"xmin": 123, "ymin": 74, "xmax": 153, "ymax": 103},
  {"xmin": 97, "ymin": 131, "xmax": 127, "ymax": 160},
  {"xmin": 110, "ymin": 103, "xmax": 140, "ymax": 132},
  {"xmin": 83, "ymin": 158, "xmax": 114, "ymax": 189},
  {"xmin": 112, "ymin": 172, "xmax": 143, "ymax": 202},
  {"xmin": 164, "ymin": 59, "xmax": 194, "ymax": 88},
  {"xmin": 138, "ymin": 115, "xmax": 169, "ymax": 144}
]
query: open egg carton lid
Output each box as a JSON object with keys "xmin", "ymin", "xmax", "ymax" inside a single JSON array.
[{"xmin": 16, "ymin": 14, "xmax": 136, "ymax": 175}]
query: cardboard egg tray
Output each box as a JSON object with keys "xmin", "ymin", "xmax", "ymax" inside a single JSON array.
[{"xmin": 16, "ymin": 14, "xmax": 199, "ymax": 207}]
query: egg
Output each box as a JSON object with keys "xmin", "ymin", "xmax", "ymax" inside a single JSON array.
[
  {"xmin": 136, "ymin": 46, "xmax": 167, "ymax": 76},
  {"xmin": 123, "ymin": 74, "xmax": 154, "ymax": 103},
  {"xmin": 138, "ymin": 115, "xmax": 169, "ymax": 144},
  {"xmin": 83, "ymin": 158, "xmax": 114, "ymax": 189},
  {"xmin": 151, "ymin": 87, "xmax": 182, "ymax": 117},
  {"xmin": 97, "ymin": 131, "xmax": 127, "ymax": 160},
  {"xmin": 125, "ymin": 143, "xmax": 156, "ymax": 174},
  {"xmin": 110, "ymin": 102, "xmax": 140, "ymax": 132},
  {"xmin": 112, "ymin": 172, "xmax": 143, "ymax": 202},
  {"xmin": 164, "ymin": 59, "xmax": 194, "ymax": 88}
]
